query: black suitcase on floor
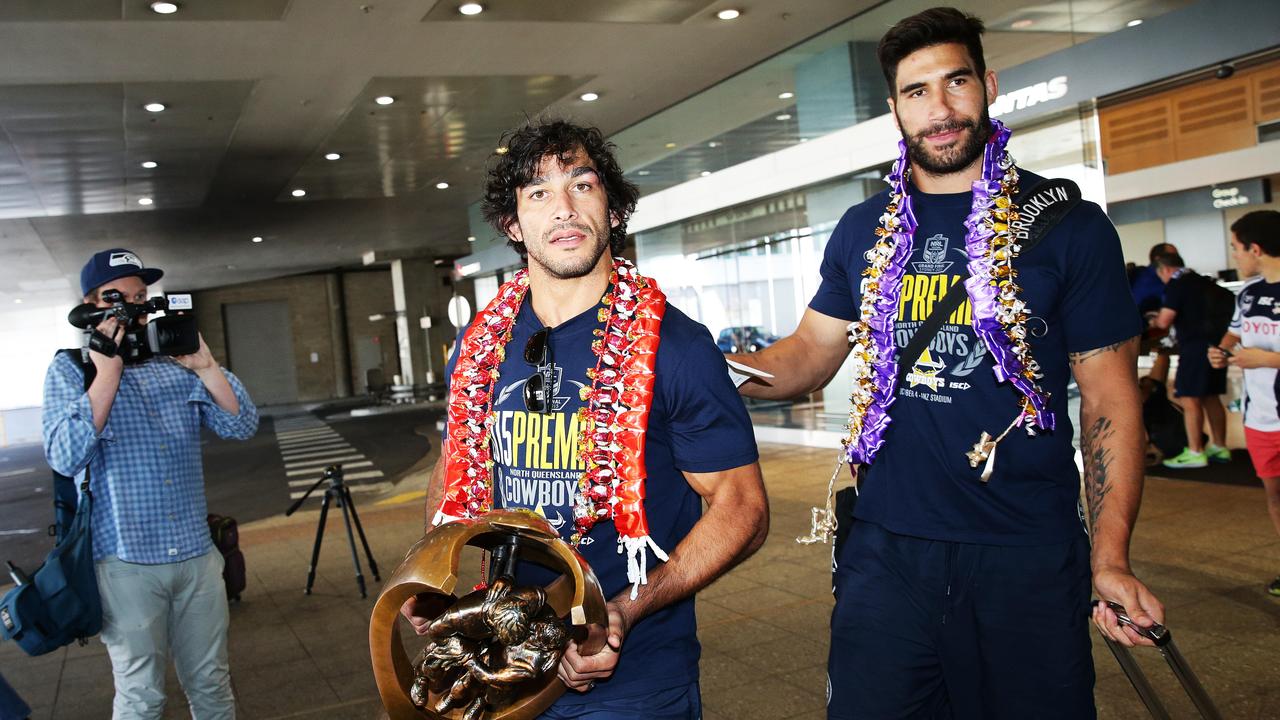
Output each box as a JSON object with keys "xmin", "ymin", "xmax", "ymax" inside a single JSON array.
[{"xmin": 207, "ymin": 514, "xmax": 246, "ymax": 603}]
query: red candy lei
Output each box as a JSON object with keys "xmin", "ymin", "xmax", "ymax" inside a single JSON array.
[{"xmin": 435, "ymin": 258, "xmax": 669, "ymax": 597}]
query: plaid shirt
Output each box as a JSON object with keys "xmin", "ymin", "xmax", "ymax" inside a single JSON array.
[{"xmin": 43, "ymin": 352, "xmax": 259, "ymax": 564}]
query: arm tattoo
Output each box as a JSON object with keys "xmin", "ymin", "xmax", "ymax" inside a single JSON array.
[
  {"xmin": 1068, "ymin": 340, "xmax": 1128, "ymax": 367},
  {"xmin": 1082, "ymin": 416, "xmax": 1115, "ymax": 529}
]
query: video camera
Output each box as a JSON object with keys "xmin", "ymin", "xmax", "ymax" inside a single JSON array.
[{"xmin": 67, "ymin": 289, "xmax": 200, "ymax": 363}]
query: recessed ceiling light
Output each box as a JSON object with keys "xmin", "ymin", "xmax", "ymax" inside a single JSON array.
[
  {"xmin": 580, "ymin": 92, "xmax": 600, "ymax": 102},
  {"xmin": 150, "ymin": 2, "xmax": 179, "ymax": 14},
  {"xmin": 375, "ymin": 95, "xmax": 395, "ymax": 106},
  {"xmin": 291, "ymin": 189, "xmax": 306, "ymax": 197},
  {"xmin": 716, "ymin": 9, "xmax": 741, "ymax": 20},
  {"xmin": 700, "ymin": 171, "xmax": 711, "ymax": 177},
  {"xmin": 776, "ymin": 114, "xmax": 792, "ymax": 121},
  {"xmin": 636, "ymin": 170, "xmax": 651, "ymax": 176},
  {"xmin": 1127, "ymin": 18, "xmax": 1143, "ymax": 27},
  {"xmin": 778, "ymin": 91, "xmax": 795, "ymax": 100},
  {"xmin": 251, "ymin": 236, "xmax": 263, "ymax": 243},
  {"xmin": 467, "ymin": 235, "xmax": 476, "ymax": 243},
  {"xmin": 458, "ymin": 2, "xmax": 484, "ymax": 15},
  {"xmin": 436, "ymin": 182, "xmax": 450, "ymax": 190},
  {"xmin": 664, "ymin": 142, "xmax": 677, "ymax": 149},
  {"xmin": 1011, "ymin": 19, "xmax": 1034, "ymax": 29},
  {"xmin": 143, "ymin": 102, "xmax": 166, "ymax": 113},
  {"xmin": 13, "ymin": 298, "xmax": 23, "ymax": 304},
  {"xmin": 141, "ymin": 161, "xmax": 158, "ymax": 169},
  {"xmin": 324, "ymin": 152, "xmax": 341, "ymax": 161},
  {"xmin": 137, "ymin": 197, "xmax": 153, "ymax": 206}
]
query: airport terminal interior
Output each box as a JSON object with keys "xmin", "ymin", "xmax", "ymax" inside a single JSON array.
[{"xmin": 0, "ymin": 0, "xmax": 1277, "ymax": 718}]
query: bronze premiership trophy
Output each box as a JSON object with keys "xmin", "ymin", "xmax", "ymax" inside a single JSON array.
[{"xmin": 370, "ymin": 510, "xmax": 608, "ymax": 720}]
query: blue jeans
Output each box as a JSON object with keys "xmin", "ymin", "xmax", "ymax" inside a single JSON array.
[
  {"xmin": 540, "ymin": 681, "xmax": 701, "ymax": 720},
  {"xmin": 828, "ymin": 522, "xmax": 1095, "ymax": 719}
]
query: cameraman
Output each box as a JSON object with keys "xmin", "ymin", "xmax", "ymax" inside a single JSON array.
[{"xmin": 42, "ymin": 248, "xmax": 258, "ymax": 719}]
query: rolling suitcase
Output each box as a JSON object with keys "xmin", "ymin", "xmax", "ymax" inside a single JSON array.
[
  {"xmin": 1100, "ymin": 602, "xmax": 1223, "ymax": 720},
  {"xmin": 207, "ymin": 514, "xmax": 246, "ymax": 603}
]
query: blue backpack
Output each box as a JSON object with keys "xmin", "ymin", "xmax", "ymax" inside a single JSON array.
[
  {"xmin": 0, "ymin": 476, "xmax": 101, "ymax": 655},
  {"xmin": 0, "ymin": 350, "xmax": 102, "ymax": 655}
]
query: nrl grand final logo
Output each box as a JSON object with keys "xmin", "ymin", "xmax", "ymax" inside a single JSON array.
[{"xmin": 911, "ymin": 234, "xmax": 954, "ymax": 274}]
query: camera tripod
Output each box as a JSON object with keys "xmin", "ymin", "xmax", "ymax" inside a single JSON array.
[{"xmin": 285, "ymin": 463, "xmax": 380, "ymax": 598}]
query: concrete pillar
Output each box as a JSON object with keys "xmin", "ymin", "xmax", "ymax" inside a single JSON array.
[
  {"xmin": 325, "ymin": 273, "xmax": 352, "ymax": 397},
  {"xmin": 390, "ymin": 257, "xmax": 471, "ymax": 388},
  {"xmin": 390, "ymin": 259, "xmax": 416, "ymax": 387}
]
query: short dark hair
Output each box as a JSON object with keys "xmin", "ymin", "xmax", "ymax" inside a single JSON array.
[
  {"xmin": 1231, "ymin": 210, "xmax": 1280, "ymax": 257},
  {"xmin": 1148, "ymin": 242, "xmax": 1177, "ymax": 263},
  {"xmin": 877, "ymin": 7, "xmax": 987, "ymax": 95},
  {"xmin": 1152, "ymin": 252, "xmax": 1186, "ymax": 270},
  {"xmin": 482, "ymin": 119, "xmax": 638, "ymax": 260}
]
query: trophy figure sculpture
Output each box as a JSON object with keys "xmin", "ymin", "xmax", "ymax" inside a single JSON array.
[{"xmin": 370, "ymin": 510, "xmax": 607, "ymax": 720}]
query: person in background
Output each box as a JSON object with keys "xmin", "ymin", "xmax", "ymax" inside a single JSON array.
[
  {"xmin": 1208, "ymin": 209, "xmax": 1280, "ymax": 595},
  {"xmin": 1151, "ymin": 251, "xmax": 1230, "ymax": 468},
  {"xmin": 1132, "ymin": 242, "xmax": 1179, "ymax": 317}
]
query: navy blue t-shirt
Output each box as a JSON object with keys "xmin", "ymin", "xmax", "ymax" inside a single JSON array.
[
  {"xmin": 442, "ymin": 293, "xmax": 759, "ymax": 705},
  {"xmin": 809, "ymin": 171, "xmax": 1140, "ymax": 545}
]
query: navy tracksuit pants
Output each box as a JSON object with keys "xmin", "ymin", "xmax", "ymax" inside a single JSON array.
[{"xmin": 828, "ymin": 521, "xmax": 1095, "ymax": 719}]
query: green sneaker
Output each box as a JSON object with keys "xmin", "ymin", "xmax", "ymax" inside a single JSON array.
[
  {"xmin": 1163, "ymin": 447, "xmax": 1209, "ymax": 469},
  {"xmin": 1206, "ymin": 444, "xmax": 1232, "ymax": 464},
  {"xmin": 1269, "ymin": 577, "xmax": 1280, "ymax": 597}
]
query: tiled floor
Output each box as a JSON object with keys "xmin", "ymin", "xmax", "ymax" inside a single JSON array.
[{"xmin": 2, "ymin": 442, "xmax": 1276, "ymax": 719}]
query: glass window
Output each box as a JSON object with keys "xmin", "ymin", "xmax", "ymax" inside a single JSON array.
[
  {"xmin": 636, "ymin": 171, "xmax": 886, "ymax": 429},
  {"xmin": 614, "ymin": 0, "xmax": 1193, "ymax": 194}
]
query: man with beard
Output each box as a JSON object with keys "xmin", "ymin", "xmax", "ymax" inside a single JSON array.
[
  {"xmin": 404, "ymin": 119, "xmax": 768, "ymax": 719},
  {"xmin": 730, "ymin": 8, "xmax": 1161, "ymax": 718}
]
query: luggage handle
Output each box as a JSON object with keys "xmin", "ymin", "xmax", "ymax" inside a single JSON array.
[
  {"xmin": 1098, "ymin": 600, "xmax": 1224, "ymax": 720},
  {"xmin": 1104, "ymin": 600, "xmax": 1170, "ymax": 646}
]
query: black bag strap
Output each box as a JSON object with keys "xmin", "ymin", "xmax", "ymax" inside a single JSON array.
[
  {"xmin": 57, "ymin": 347, "xmax": 96, "ymax": 495},
  {"xmin": 59, "ymin": 347, "xmax": 98, "ymax": 393},
  {"xmin": 895, "ymin": 178, "xmax": 1082, "ymax": 387}
]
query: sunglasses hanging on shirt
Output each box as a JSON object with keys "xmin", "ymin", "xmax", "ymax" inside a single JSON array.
[{"xmin": 523, "ymin": 327, "xmax": 553, "ymax": 413}]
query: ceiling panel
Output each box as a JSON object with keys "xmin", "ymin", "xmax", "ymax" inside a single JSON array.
[
  {"xmin": 0, "ymin": 218, "xmax": 73, "ymax": 307},
  {"xmin": 287, "ymin": 74, "xmax": 591, "ymax": 201},
  {"xmin": 422, "ymin": 1, "xmax": 720, "ymax": 24},
  {"xmin": 627, "ymin": 104, "xmax": 803, "ymax": 193},
  {"xmin": 0, "ymin": 0, "xmax": 959, "ymax": 310},
  {"xmin": 0, "ymin": 0, "xmax": 291, "ymax": 22},
  {"xmin": 987, "ymin": 0, "xmax": 1196, "ymax": 34},
  {"xmin": 0, "ymin": 80, "xmax": 253, "ymax": 217}
]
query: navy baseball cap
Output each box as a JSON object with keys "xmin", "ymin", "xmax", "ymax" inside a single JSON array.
[{"xmin": 80, "ymin": 248, "xmax": 165, "ymax": 296}]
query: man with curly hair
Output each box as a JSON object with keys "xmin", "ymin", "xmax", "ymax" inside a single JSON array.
[{"xmin": 404, "ymin": 119, "xmax": 769, "ymax": 719}]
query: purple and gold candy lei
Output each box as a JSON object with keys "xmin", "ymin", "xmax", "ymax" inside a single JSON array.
[{"xmin": 800, "ymin": 119, "xmax": 1053, "ymax": 545}]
